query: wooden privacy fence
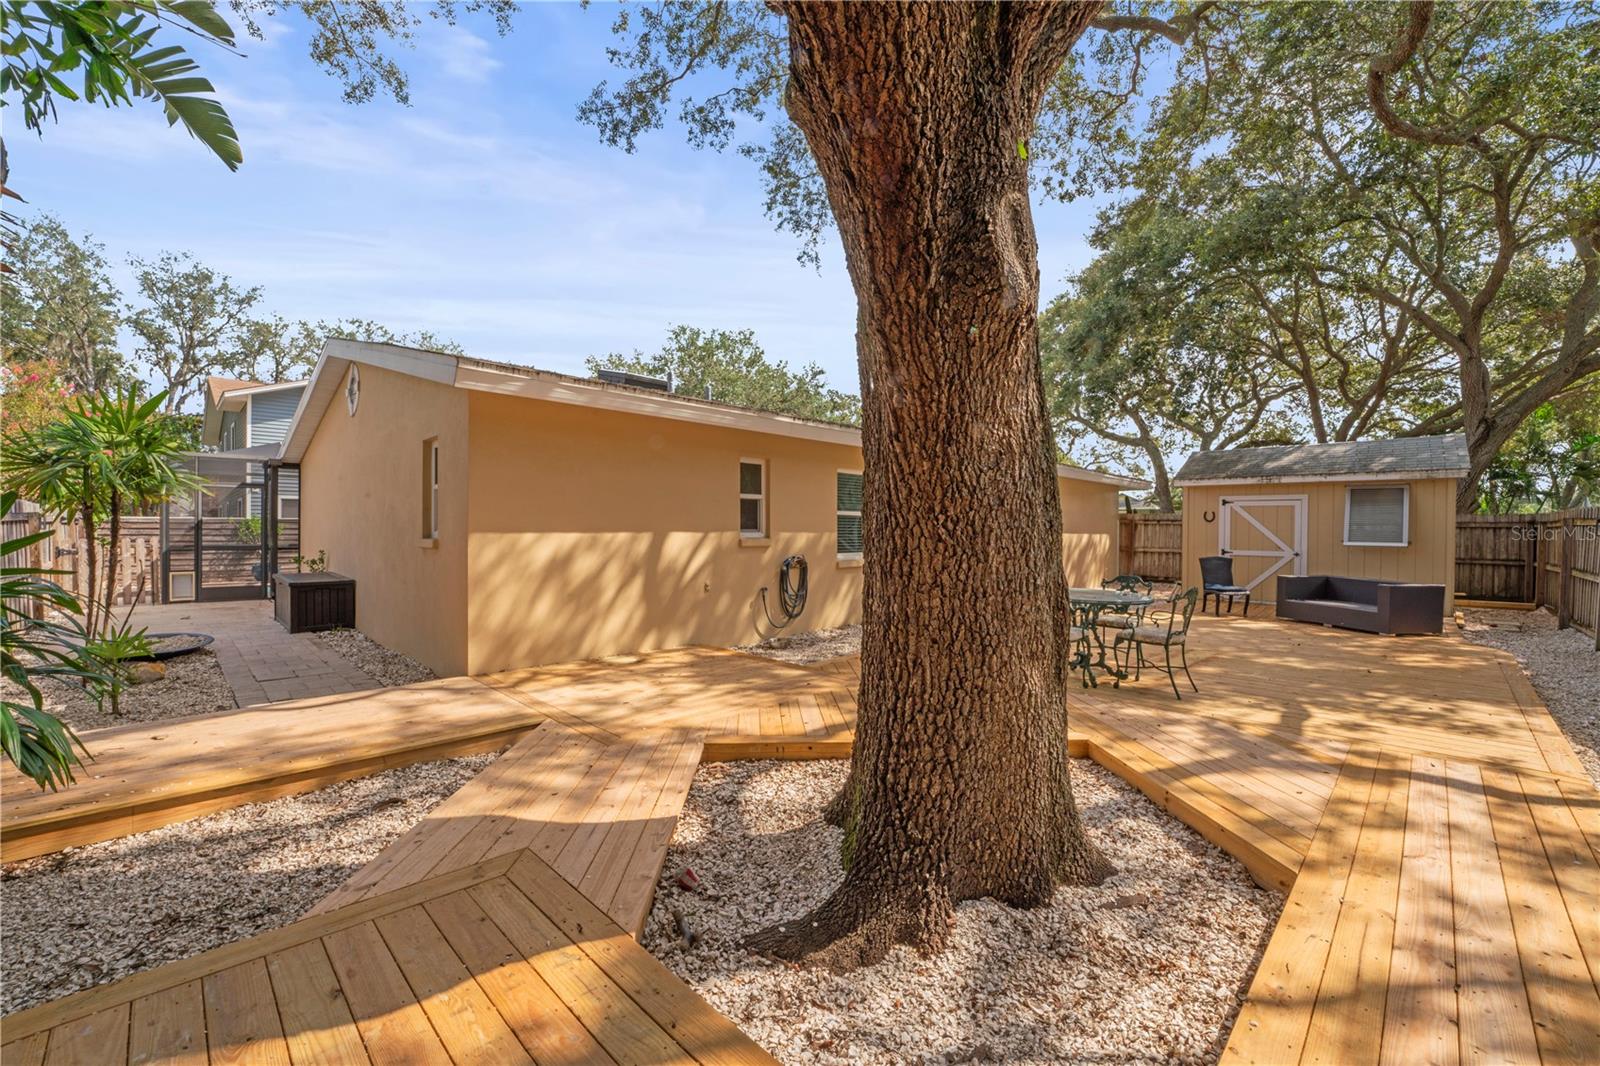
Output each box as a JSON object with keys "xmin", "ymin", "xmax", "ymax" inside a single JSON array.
[
  {"xmin": 0, "ymin": 513, "xmax": 161, "ymax": 617},
  {"xmin": 1456, "ymin": 507, "xmax": 1600, "ymax": 643},
  {"xmin": 1118, "ymin": 512, "xmax": 1182, "ymax": 581},
  {"xmin": 1535, "ymin": 507, "xmax": 1600, "ymax": 647}
]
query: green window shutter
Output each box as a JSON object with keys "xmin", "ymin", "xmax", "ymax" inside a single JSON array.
[{"xmin": 836, "ymin": 472, "xmax": 864, "ymax": 555}]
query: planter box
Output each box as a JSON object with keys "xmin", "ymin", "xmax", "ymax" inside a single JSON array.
[{"xmin": 273, "ymin": 572, "xmax": 356, "ymax": 634}]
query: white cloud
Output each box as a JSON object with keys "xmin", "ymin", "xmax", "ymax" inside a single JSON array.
[{"xmin": 429, "ymin": 24, "xmax": 502, "ymax": 85}]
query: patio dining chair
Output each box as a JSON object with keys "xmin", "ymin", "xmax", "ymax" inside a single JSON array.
[
  {"xmin": 1199, "ymin": 555, "xmax": 1251, "ymax": 616},
  {"xmin": 1114, "ymin": 586, "xmax": 1200, "ymax": 699},
  {"xmin": 1096, "ymin": 574, "xmax": 1154, "ymax": 636}
]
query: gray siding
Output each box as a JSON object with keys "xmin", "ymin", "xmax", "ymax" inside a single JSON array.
[{"xmin": 248, "ymin": 387, "xmax": 304, "ymax": 446}]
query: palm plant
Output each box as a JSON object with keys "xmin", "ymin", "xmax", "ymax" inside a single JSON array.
[
  {"xmin": 1, "ymin": 390, "xmax": 198, "ymax": 640},
  {"xmin": 0, "ymin": 492, "xmax": 103, "ymax": 789},
  {"xmin": 2, "ymin": 1, "xmax": 243, "ymax": 171}
]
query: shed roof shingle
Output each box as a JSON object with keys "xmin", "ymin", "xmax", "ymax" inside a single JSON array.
[{"xmin": 1174, "ymin": 434, "xmax": 1469, "ymax": 484}]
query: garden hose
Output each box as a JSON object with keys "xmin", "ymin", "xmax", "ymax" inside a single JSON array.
[{"xmin": 759, "ymin": 554, "xmax": 809, "ymax": 629}]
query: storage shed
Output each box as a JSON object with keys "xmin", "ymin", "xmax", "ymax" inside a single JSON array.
[{"xmin": 1173, "ymin": 435, "xmax": 1469, "ymax": 610}]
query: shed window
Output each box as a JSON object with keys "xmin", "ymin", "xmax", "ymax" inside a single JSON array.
[
  {"xmin": 423, "ymin": 439, "xmax": 440, "ymax": 539},
  {"xmin": 1344, "ymin": 485, "xmax": 1408, "ymax": 547},
  {"xmin": 739, "ymin": 460, "xmax": 766, "ymax": 537},
  {"xmin": 836, "ymin": 471, "xmax": 863, "ymax": 558}
]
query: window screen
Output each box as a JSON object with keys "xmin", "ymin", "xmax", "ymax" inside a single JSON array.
[
  {"xmin": 836, "ymin": 471, "xmax": 864, "ymax": 556},
  {"xmin": 739, "ymin": 460, "xmax": 765, "ymax": 536},
  {"xmin": 1345, "ymin": 485, "xmax": 1408, "ymax": 545}
]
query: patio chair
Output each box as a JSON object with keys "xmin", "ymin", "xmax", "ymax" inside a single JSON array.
[
  {"xmin": 1096, "ymin": 574, "xmax": 1154, "ymax": 636},
  {"xmin": 1199, "ymin": 555, "xmax": 1250, "ymax": 616},
  {"xmin": 1114, "ymin": 586, "xmax": 1200, "ymax": 699}
]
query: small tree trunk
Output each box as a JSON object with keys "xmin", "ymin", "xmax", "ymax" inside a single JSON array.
[
  {"xmin": 749, "ymin": 2, "xmax": 1111, "ymax": 970},
  {"xmin": 103, "ymin": 493, "xmax": 123, "ymax": 638},
  {"xmin": 80, "ymin": 501, "xmax": 100, "ymax": 641}
]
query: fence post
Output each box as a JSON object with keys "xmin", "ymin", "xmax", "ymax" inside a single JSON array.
[{"xmin": 1557, "ymin": 513, "xmax": 1573, "ymax": 630}]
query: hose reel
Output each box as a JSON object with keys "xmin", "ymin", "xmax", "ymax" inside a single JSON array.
[{"xmin": 759, "ymin": 554, "xmax": 809, "ymax": 629}]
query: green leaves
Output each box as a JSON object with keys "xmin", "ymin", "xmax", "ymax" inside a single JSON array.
[
  {"xmin": 585, "ymin": 324, "xmax": 861, "ymax": 426},
  {"xmin": 1, "ymin": 1, "xmax": 242, "ymax": 170},
  {"xmin": 0, "ymin": 491, "xmax": 99, "ymax": 791}
]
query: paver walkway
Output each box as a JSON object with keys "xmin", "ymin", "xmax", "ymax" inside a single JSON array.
[{"xmin": 130, "ymin": 600, "xmax": 377, "ymax": 705}]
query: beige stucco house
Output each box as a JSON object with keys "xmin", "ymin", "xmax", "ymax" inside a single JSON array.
[
  {"xmin": 278, "ymin": 340, "xmax": 1145, "ymax": 676},
  {"xmin": 1174, "ymin": 435, "xmax": 1469, "ymax": 609}
]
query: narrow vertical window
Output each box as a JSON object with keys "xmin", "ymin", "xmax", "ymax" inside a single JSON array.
[
  {"xmin": 836, "ymin": 470, "xmax": 863, "ymax": 558},
  {"xmin": 739, "ymin": 459, "xmax": 766, "ymax": 537},
  {"xmin": 423, "ymin": 438, "xmax": 440, "ymax": 539}
]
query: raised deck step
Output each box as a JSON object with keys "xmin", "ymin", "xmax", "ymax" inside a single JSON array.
[
  {"xmin": 0, "ymin": 849, "xmax": 775, "ymax": 1065},
  {"xmin": 310, "ymin": 720, "xmax": 705, "ymax": 938}
]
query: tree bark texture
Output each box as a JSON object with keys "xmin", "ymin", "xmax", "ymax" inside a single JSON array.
[{"xmin": 749, "ymin": 1, "xmax": 1110, "ymax": 969}]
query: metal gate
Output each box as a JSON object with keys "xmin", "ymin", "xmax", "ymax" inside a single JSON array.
[{"xmin": 159, "ymin": 454, "xmax": 301, "ymax": 603}]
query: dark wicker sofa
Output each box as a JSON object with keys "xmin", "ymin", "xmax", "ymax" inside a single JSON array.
[{"xmin": 1275, "ymin": 576, "xmax": 1445, "ymax": 636}]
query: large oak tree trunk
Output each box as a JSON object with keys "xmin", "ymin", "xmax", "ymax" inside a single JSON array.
[{"xmin": 749, "ymin": 1, "xmax": 1110, "ymax": 970}]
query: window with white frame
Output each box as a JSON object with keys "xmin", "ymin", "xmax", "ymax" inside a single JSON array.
[
  {"xmin": 739, "ymin": 459, "xmax": 766, "ymax": 537},
  {"xmin": 836, "ymin": 470, "xmax": 864, "ymax": 558},
  {"xmin": 423, "ymin": 439, "xmax": 440, "ymax": 539},
  {"xmin": 278, "ymin": 496, "xmax": 300, "ymax": 520},
  {"xmin": 1344, "ymin": 484, "xmax": 1409, "ymax": 546}
]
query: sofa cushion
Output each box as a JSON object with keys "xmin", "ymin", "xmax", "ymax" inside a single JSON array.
[
  {"xmin": 1295, "ymin": 598, "xmax": 1378, "ymax": 613},
  {"xmin": 1327, "ymin": 577, "xmax": 1381, "ymax": 605}
]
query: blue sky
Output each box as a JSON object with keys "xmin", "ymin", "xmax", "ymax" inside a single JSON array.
[{"xmin": 9, "ymin": 3, "xmax": 1111, "ymax": 395}]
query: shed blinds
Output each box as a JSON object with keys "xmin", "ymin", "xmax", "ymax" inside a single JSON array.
[
  {"xmin": 1345, "ymin": 485, "xmax": 1408, "ymax": 546},
  {"xmin": 836, "ymin": 472, "xmax": 863, "ymax": 556}
]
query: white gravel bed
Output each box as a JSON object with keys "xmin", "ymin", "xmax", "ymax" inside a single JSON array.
[
  {"xmin": 643, "ymin": 758, "xmax": 1280, "ymax": 1065},
  {"xmin": 0, "ymin": 649, "xmax": 235, "ymax": 732},
  {"xmin": 1, "ymin": 752, "xmax": 495, "ymax": 1016},
  {"xmin": 739, "ymin": 625, "xmax": 861, "ymax": 665},
  {"xmin": 1460, "ymin": 606, "xmax": 1600, "ymax": 784},
  {"xmin": 316, "ymin": 627, "xmax": 437, "ymax": 686}
]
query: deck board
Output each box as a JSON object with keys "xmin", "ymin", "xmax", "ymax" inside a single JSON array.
[
  {"xmin": 0, "ymin": 676, "xmax": 544, "ymax": 863},
  {"xmin": 310, "ymin": 720, "xmax": 704, "ymax": 938},
  {"xmin": 1221, "ymin": 751, "xmax": 1600, "ymax": 1065},
  {"xmin": 1, "ymin": 851, "xmax": 773, "ymax": 1065}
]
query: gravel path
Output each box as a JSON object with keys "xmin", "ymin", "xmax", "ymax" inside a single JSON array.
[
  {"xmin": 643, "ymin": 759, "xmax": 1280, "ymax": 1065},
  {"xmin": 0, "ymin": 649, "xmax": 236, "ymax": 733},
  {"xmin": 1, "ymin": 752, "xmax": 495, "ymax": 1016},
  {"xmin": 1460, "ymin": 606, "xmax": 1600, "ymax": 785},
  {"xmin": 315, "ymin": 627, "xmax": 436, "ymax": 686}
]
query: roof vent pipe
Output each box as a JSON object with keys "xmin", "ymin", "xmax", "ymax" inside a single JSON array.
[{"xmin": 703, "ymin": 383, "xmax": 713, "ymax": 401}]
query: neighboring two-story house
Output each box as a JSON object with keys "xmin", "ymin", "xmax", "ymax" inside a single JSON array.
[{"xmin": 200, "ymin": 376, "xmax": 306, "ymax": 518}]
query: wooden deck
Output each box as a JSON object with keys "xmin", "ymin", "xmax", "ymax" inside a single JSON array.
[
  {"xmin": 4, "ymin": 612, "xmax": 1596, "ymax": 1065},
  {"xmin": 481, "ymin": 646, "xmax": 857, "ymax": 760},
  {"xmin": 310, "ymin": 720, "xmax": 705, "ymax": 937},
  {"xmin": 0, "ymin": 848, "xmax": 774, "ymax": 1065},
  {"xmin": 0, "ymin": 677, "xmax": 544, "ymax": 863},
  {"xmin": 1224, "ymin": 751, "xmax": 1600, "ymax": 1066}
]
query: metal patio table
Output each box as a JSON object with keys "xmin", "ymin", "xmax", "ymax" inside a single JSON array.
[{"xmin": 1068, "ymin": 587, "xmax": 1156, "ymax": 687}]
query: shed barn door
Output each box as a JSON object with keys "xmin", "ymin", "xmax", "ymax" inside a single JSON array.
[{"xmin": 1219, "ymin": 495, "xmax": 1306, "ymax": 601}]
